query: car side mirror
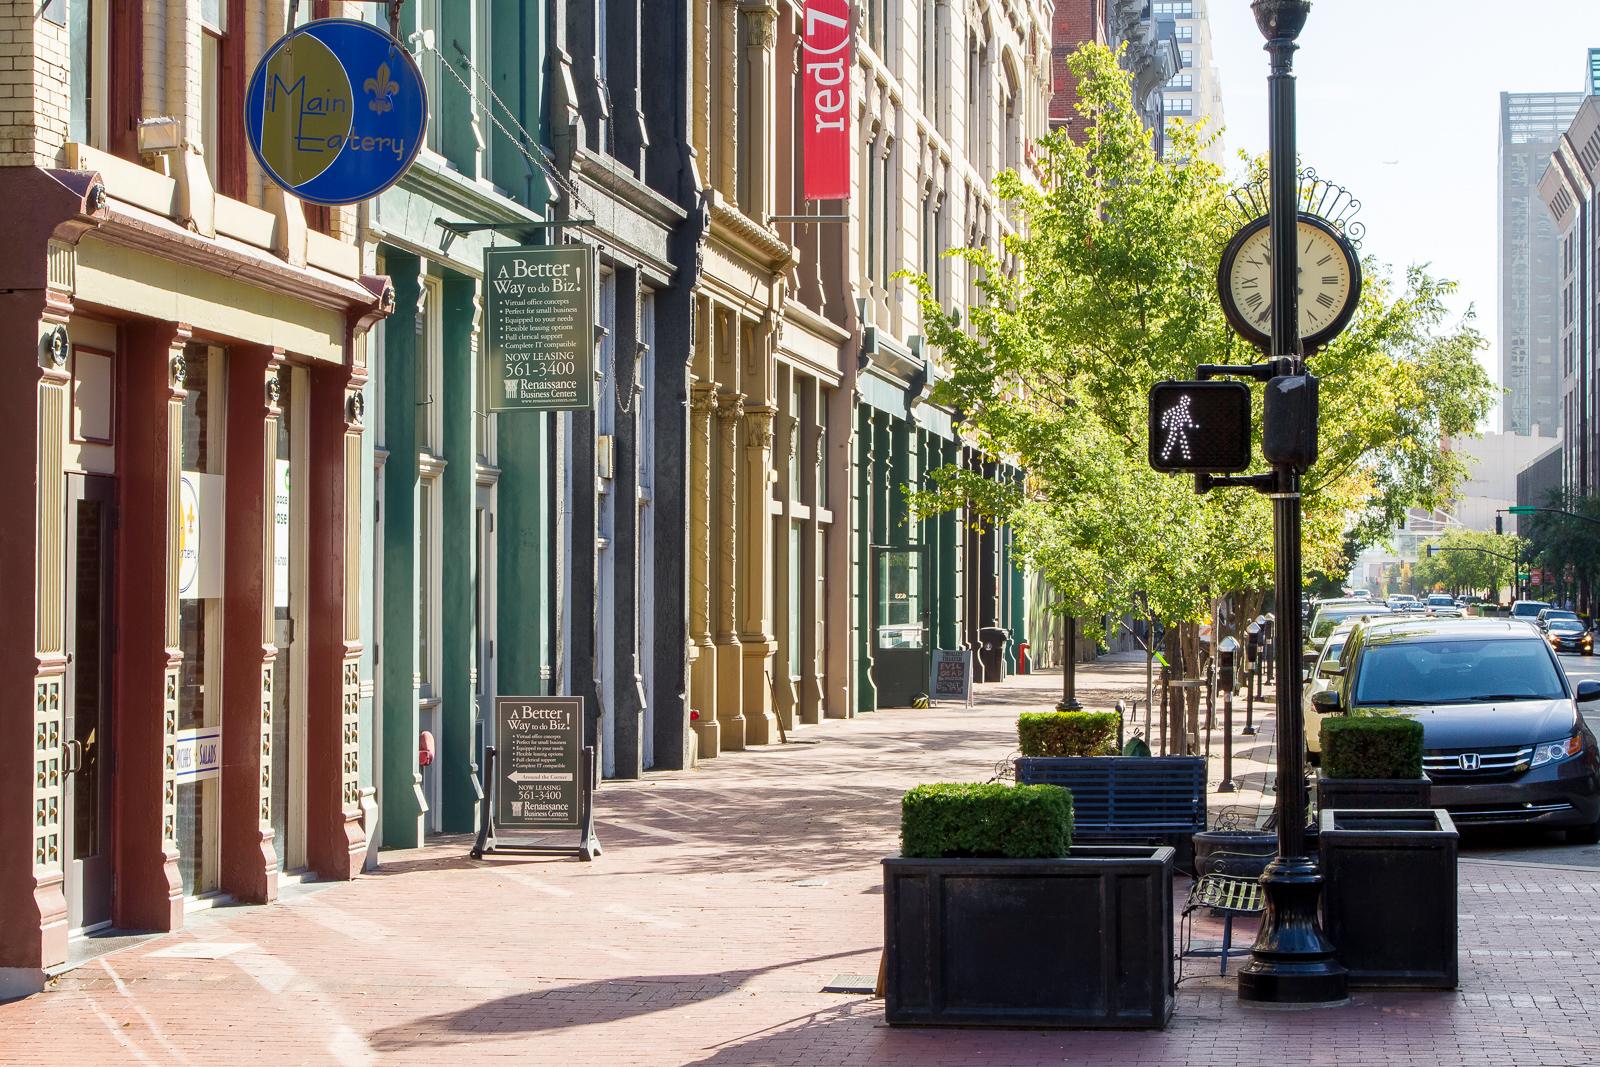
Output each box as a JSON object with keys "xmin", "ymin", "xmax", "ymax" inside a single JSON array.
[
  {"xmin": 1311, "ymin": 690, "xmax": 1342, "ymax": 713},
  {"xmin": 1578, "ymin": 680, "xmax": 1600, "ymax": 704}
]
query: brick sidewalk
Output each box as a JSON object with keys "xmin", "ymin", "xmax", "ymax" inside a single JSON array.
[{"xmin": 5, "ymin": 675, "xmax": 1599, "ymax": 1066}]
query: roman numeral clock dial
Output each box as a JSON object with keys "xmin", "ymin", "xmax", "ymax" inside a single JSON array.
[{"xmin": 1217, "ymin": 212, "xmax": 1362, "ymax": 353}]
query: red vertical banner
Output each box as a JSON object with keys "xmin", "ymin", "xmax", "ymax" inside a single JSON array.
[{"xmin": 803, "ymin": 0, "xmax": 852, "ymax": 201}]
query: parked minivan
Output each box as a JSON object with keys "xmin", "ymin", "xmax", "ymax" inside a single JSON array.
[{"xmin": 1311, "ymin": 616, "xmax": 1600, "ymax": 841}]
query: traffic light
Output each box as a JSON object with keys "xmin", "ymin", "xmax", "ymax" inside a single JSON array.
[
  {"xmin": 1147, "ymin": 381, "xmax": 1252, "ymax": 474},
  {"xmin": 1495, "ymin": 514, "xmax": 1503, "ymax": 535}
]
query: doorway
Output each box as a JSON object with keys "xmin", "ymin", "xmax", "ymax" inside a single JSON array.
[
  {"xmin": 872, "ymin": 545, "xmax": 930, "ymax": 708},
  {"xmin": 270, "ymin": 364, "xmax": 309, "ymax": 873},
  {"xmin": 64, "ymin": 472, "xmax": 115, "ymax": 933}
]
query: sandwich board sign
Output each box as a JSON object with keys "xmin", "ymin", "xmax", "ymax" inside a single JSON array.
[
  {"xmin": 484, "ymin": 245, "xmax": 596, "ymax": 411},
  {"xmin": 931, "ymin": 650, "xmax": 973, "ymax": 707},
  {"xmin": 473, "ymin": 696, "xmax": 600, "ymax": 860}
]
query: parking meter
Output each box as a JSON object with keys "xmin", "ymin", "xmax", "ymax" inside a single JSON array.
[{"xmin": 1218, "ymin": 636, "xmax": 1239, "ymax": 691}]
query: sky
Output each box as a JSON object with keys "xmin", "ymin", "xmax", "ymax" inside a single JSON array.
[{"xmin": 1202, "ymin": 0, "xmax": 1600, "ymax": 433}]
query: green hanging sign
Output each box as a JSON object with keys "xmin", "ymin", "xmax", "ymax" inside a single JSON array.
[{"xmin": 484, "ymin": 245, "xmax": 595, "ymax": 412}]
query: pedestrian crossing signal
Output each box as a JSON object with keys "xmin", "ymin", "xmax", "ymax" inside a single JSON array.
[{"xmin": 1147, "ymin": 381, "xmax": 1252, "ymax": 474}]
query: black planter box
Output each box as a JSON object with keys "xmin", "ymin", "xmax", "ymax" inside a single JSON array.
[
  {"xmin": 1316, "ymin": 777, "xmax": 1432, "ymax": 811},
  {"xmin": 883, "ymin": 846, "xmax": 1174, "ymax": 1029},
  {"xmin": 1319, "ymin": 808, "xmax": 1459, "ymax": 989}
]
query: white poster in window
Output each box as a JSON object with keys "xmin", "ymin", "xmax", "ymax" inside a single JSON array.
[
  {"xmin": 178, "ymin": 471, "xmax": 224, "ymax": 600},
  {"xmin": 275, "ymin": 458, "xmax": 290, "ymax": 607}
]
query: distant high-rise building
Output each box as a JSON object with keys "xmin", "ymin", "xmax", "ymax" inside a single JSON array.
[
  {"xmin": 1588, "ymin": 48, "xmax": 1600, "ymax": 95},
  {"xmin": 1500, "ymin": 91, "xmax": 1585, "ymax": 438},
  {"xmin": 1154, "ymin": 0, "xmax": 1226, "ymax": 165}
]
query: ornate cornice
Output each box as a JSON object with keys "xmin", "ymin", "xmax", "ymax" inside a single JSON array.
[{"xmin": 707, "ymin": 190, "xmax": 797, "ymax": 272}]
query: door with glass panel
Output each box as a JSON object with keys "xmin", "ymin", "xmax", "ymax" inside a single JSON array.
[
  {"xmin": 872, "ymin": 545, "xmax": 930, "ymax": 708},
  {"xmin": 63, "ymin": 473, "xmax": 115, "ymax": 932},
  {"xmin": 271, "ymin": 364, "xmax": 308, "ymax": 873}
]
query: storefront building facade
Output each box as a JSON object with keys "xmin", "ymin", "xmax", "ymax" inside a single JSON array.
[{"xmin": 0, "ymin": 1, "xmax": 390, "ymax": 997}]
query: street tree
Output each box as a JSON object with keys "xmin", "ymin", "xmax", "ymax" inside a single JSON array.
[{"xmin": 906, "ymin": 42, "xmax": 1495, "ymax": 715}]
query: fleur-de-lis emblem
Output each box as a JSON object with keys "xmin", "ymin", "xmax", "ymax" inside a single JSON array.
[{"xmin": 364, "ymin": 63, "xmax": 399, "ymax": 114}]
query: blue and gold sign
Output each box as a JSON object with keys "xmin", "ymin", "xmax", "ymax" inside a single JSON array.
[{"xmin": 245, "ymin": 19, "xmax": 426, "ymax": 206}]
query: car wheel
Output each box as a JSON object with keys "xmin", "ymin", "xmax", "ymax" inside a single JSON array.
[{"xmin": 1567, "ymin": 818, "xmax": 1600, "ymax": 845}]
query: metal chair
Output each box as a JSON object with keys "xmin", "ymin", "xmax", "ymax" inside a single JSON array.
[{"xmin": 1179, "ymin": 863, "xmax": 1266, "ymax": 978}]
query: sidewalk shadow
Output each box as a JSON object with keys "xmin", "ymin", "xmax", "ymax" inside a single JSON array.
[{"xmin": 366, "ymin": 950, "xmax": 873, "ymax": 1052}]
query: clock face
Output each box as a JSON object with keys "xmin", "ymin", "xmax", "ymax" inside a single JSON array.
[{"xmin": 1219, "ymin": 214, "xmax": 1361, "ymax": 351}]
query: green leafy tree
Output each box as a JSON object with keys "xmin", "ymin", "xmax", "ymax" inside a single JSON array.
[
  {"xmin": 1413, "ymin": 530, "xmax": 1522, "ymax": 599},
  {"xmin": 905, "ymin": 42, "xmax": 1494, "ymax": 696}
]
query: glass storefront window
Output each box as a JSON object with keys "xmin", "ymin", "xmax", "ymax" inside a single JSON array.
[
  {"xmin": 877, "ymin": 549, "xmax": 924, "ymax": 649},
  {"xmin": 176, "ymin": 346, "xmax": 223, "ymax": 898}
]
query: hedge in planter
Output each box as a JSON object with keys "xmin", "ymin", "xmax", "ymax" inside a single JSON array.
[
  {"xmin": 1018, "ymin": 711, "xmax": 1120, "ymax": 757},
  {"xmin": 1321, "ymin": 716, "xmax": 1424, "ymax": 780},
  {"xmin": 900, "ymin": 782, "xmax": 1073, "ymax": 859}
]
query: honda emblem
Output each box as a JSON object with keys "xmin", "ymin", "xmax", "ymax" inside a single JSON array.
[{"xmin": 1459, "ymin": 753, "xmax": 1480, "ymax": 771}]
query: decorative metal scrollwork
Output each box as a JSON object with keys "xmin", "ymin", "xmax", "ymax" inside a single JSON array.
[{"xmin": 1227, "ymin": 166, "xmax": 1365, "ymax": 247}]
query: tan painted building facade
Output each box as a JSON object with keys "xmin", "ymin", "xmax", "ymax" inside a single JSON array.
[{"xmin": 684, "ymin": 0, "xmax": 1052, "ymax": 750}]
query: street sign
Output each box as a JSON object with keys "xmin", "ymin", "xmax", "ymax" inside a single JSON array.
[
  {"xmin": 484, "ymin": 245, "xmax": 596, "ymax": 411},
  {"xmin": 930, "ymin": 650, "xmax": 973, "ymax": 706},
  {"xmin": 245, "ymin": 19, "xmax": 426, "ymax": 206},
  {"xmin": 1147, "ymin": 380, "xmax": 1252, "ymax": 473},
  {"xmin": 1508, "ymin": 506, "xmax": 1534, "ymax": 515},
  {"xmin": 494, "ymin": 696, "xmax": 582, "ymax": 830}
]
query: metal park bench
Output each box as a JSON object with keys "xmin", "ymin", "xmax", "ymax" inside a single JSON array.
[{"xmin": 1015, "ymin": 756, "xmax": 1209, "ymax": 870}]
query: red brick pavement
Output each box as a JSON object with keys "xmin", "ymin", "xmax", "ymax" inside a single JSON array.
[{"xmin": 5, "ymin": 677, "xmax": 1600, "ymax": 1066}]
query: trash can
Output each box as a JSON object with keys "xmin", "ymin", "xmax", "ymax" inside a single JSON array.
[{"xmin": 978, "ymin": 627, "xmax": 1011, "ymax": 683}]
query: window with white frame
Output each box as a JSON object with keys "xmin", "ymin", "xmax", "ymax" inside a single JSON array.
[{"xmin": 67, "ymin": 0, "xmax": 109, "ymax": 148}]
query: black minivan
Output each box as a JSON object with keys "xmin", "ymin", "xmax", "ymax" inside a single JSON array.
[{"xmin": 1311, "ymin": 617, "xmax": 1600, "ymax": 841}]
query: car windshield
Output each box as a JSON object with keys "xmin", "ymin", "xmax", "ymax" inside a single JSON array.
[
  {"xmin": 1513, "ymin": 604, "xmax": 1549, "ymax": 617},
  {"xmin": 1320, "ymin": 636, "xmax": 1349, "ymax": 667},
  {"xmin": 1354, "ymin": 638, "xmax": 1566, "ymax": 705},
  {"xmin": 1549, "ymin": 620, "xmax": 1586, "ymax": 633},
  {"xmin": 1428, "ymin": 596, "xmax": 1454, "ymax": 606},
  {"xmin": 1544, "ymin": 611, "xmax": 1577, "ymax": 622},
  {"xmin": 1314, "ymin": 612, "xmax": 1366, "ymax": 639}
]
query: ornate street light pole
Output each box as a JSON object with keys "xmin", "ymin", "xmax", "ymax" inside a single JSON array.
[{"xmin": 1236, "ymin": 0, "xmax": 1349, "ymax": 1007}]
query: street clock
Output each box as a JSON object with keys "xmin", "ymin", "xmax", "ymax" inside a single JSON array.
[{"xmin": 1218, "ymin": 212, "xmax": 1362, "ymax": 353}]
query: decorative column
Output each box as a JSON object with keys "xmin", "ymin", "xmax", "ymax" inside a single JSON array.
[
  {"xmin": 305, "ymin": 355, "xmax": 369, "ymax": 880},
  {"xmin": 689, "ymin": 379, "xmax": 720, "ymax": 756},
  {"xmin": 744, "ymin": 2, "xmax": 777, "ymax": 220},
  {"xmin": 741, "ymin": 401, "xmax": 778, "ymax": 744},
  {"xmin": 717, "ymin": 0, "xmax": 740, "ymax": 195},
  {"xmin": 221, "ymin": 346, "xmax": 283, "ymax": 905},
  {"xmin": 773, "ymin": 406, "xmax": 800, "ymax": 730},
  {"xmin": 30, "ymin": 294, "xmax": 73, "ymax": 970},
  {"xmin": 715, "ymin": 391, "xmax": 747, "ymax": 750},
  {"xmin": 114, "ymin": 322, "xmax": 189, "ymax": 933}
]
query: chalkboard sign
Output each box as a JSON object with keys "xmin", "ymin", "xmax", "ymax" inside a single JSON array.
[
  {"xmin": 485, "ymin": 245, "xmax": 595, "ymax": 411},
  {"xmin": 931, "ymin": 650, "xmax": 973, "ymax": 706},
  {"xmin": 495, "ymin": 696, "xmax": 582, "ymax": 830}
]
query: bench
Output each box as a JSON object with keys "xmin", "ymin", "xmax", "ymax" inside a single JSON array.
[{"xmin": 1015, "ymin": 755, "xmax": 1208, "ymax": 869}]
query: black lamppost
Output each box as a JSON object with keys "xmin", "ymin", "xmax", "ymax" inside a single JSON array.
[
  {"xmin": 1236, "ymin": 0, "xmax": 1349, "ymax": 1007},
  {"xmin": 1056, "ymin": 613, "xmax": 1083, "ymax": 711}
]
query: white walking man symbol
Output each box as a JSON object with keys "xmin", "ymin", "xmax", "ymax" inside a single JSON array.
[{"xmin": 1159, "ymin": 395, "xmax": 1200, "ymax": 464}]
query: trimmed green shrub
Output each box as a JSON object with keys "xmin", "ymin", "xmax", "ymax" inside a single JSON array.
[
  {"xmin": 900, "ymin": 782, "xmax": 1073, "ymax": 859},
  {"xmin": 1321, "ymin": 715, "xmax": 1424, "ymax": 780},
  {"xmin": 1017, "ymin": 711, "xmax": 1121, "ymax": 757}
]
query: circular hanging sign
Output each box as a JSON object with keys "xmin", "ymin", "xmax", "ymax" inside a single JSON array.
[{"xmin": 245, "ymin": 19, "xmax": 426, "ymax": 207}]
